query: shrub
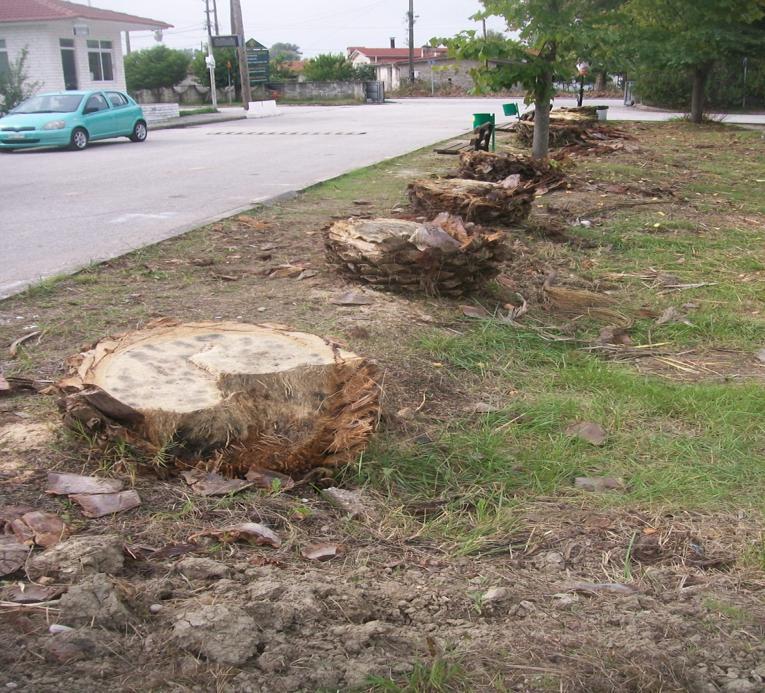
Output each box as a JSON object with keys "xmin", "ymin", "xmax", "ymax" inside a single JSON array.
[{"xmin": 125, "ymin": 46, "xmax": 190, "ymax": 91}]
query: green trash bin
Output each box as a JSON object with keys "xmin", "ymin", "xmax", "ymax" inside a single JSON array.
[
  {"xmin": 472, "ymin": 112, "xmax": 496, "ymax": 151},
  {"xmin": 502, "ymin": 103, "xmax": 519, "ymax": 117}
]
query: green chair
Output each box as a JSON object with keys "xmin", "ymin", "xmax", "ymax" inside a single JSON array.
[{"xmin": 472, "ymin": 113, "xmax": 496, "ymax": 151}]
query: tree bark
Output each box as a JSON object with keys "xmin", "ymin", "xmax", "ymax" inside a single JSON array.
[
  {"xmin": 594, "ymin": 70, "xmax": 607, "ymax": 92},
  {"xmin": 532, "ymin": 94, "xmax": 551, "ymax": 160},
  {"xmin": 690, "ymin": 65, "xmax": 709, "ymax": 124}
]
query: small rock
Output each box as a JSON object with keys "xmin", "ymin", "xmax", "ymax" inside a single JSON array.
[
  {"xmin": 58, "ymin": 573, "xmax": 132, "ymax": 630},
  {"xmin": 44, "ymin": 629, "xmax": 105, "ymax": 663},
  {"xmin": 149, "ymin": 604, "xmax": 163, "ymax": 614},
  {"xmin": 48, "ymin": 624, "xmax": 73, "ymax": 634},
  {"xmin": 321, "ymin": 487, "xmax": 367, "ymax": 518},
  {"xmin": 552, "ymin": 592, "xmax": 579, "ymax": 607},
  {"xmin": 27, "ymin": 534, "xmax": 124, "ymax": 581},
  {"xmin": 519, "ymin": 600, "xmax": 536, "ymax": 612},
  {"xmin": 723, "ymin": 681, "xmax": 757, "ymax": 693},
  {"xmin": 566, "ymin": 421, "xmax": 607, "ymax": 446},
  {"xmin": 481, "ymin": 586, "xmax": 509, "ymax": 604},
  {"xmin": 175, "ymin": 556, "xmax": 230, "ymax": 581},
  {"xmin": 536, "ymin": 551, "xmax": 565, "ymax": 571},
  {"xmin": 173, "ymin": 604, "xmax": 260, "ymax": 665}
]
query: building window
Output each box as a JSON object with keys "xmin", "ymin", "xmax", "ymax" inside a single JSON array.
[
  {"xmin": 87, "ymin": 40, "xmax": 113, "ymax": 81},
  {"xmin": 0, "ymin": 40, "xmax": 9, "ymax": 76}
]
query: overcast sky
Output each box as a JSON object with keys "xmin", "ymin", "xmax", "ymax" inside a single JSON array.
[{"xmin": 90, "ymin": 0, "xmax": 506, "ymax": 56}]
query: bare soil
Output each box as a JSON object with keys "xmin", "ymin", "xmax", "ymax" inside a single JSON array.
[{"xmin": 1, "ymin": 123, "xmax": 765, "ymax": 692}]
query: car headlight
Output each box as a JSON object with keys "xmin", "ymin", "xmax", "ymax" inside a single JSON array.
[{"xmin": 43, "ymin": 120, "xmax": 67, "ymax": 130}]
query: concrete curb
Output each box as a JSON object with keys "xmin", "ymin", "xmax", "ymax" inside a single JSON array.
[{"xmin": 149, "ymin": 113, "xmax": 247, "ymax": 131}]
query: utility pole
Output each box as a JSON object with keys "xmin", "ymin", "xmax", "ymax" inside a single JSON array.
[
  {"xmin": 204, "ymin": 0, "xmax": 218, "ymax": 110},
  {"xmin": 482, "ymin": 18, "xmax": 487, "ymax": 69},
  {"xmin": 230, "ymin": 0, "xmax": 252, "ymax": 109},
  {"xmin": 125, "ymin": 31, "xmax": 131, "ymax": 55},
  {"xmin": 408, "ymin": 0, "xmax": 415, "ymax": 83},
  {"xmin": 212, "ymin": 0, "xmax": 220, "ymax": 35}
]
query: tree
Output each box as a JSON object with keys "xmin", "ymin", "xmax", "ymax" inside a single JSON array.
[
  {"xmin": 270, "ymin": 43, "xmax": 301, "ymax": 61},
  {"xmin": 191, "ymin": 48, "xmax": 240, "ymax": 91},
  {"xmin": 624, "ymin": 0, "xmax": 765, "ymax": 123},
  {"xmin": 444, "ymin": 1, "xmax": 614, "ymax": 159},
  {"xmin": 124, "ymin": 45, "xmax": 190, "ymax": 91},
  {"xmin": 270, "ymin": 55, "xmax": 298, "ymax": 81},
  {"xmin": 0, "ymin": 47, "xmax": 40, "ymax": 111},
  {"xmin": 302, "ymin": 53, "xmax": 370, "ymax": 81}
]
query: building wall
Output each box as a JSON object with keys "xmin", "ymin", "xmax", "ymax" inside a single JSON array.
[
  {"xmin": 376, "ymin": 59, "xmax": 480, "ymax": 92},
  {"xmin": 0, "ymin": 20, "xmax": 126, "ymax": 95},
  {"xmin": 265, "ymin": 81, "xmax": 365, "ymax": 101}
]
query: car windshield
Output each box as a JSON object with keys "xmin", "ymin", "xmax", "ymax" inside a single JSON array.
[{"xmin": 10, "ymin": 94, "xmax": 84, "ymax": 114}]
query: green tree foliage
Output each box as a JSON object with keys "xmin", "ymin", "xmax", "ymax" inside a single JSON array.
[
  {"xmin": 270, "ymin": 42, "xmax": 301, "ymax": 60},
  {"xmin": 624, "ymin": 0, "xmax": 765, "ymax": 122},
  {"xmin": 191, "ymin": 48, "xmax": 240, "ymax": 90},
  {"xmin": 302, "ymin": 53, "xmax": 371, "ymax": 81},
  {"xmin": 443, "ymin": 1, "xmax": 616, "ymax": 159},
  {"xmin": 0, "ymin": 47, "xmax": 40, "ymax": 111},
  {"xmin": 270, "ymin": 55, "xmax": 298, "ymax": 81},
  {"xmin": 124, "ymin": 45, "xmax": 190, "ymax": 91}
]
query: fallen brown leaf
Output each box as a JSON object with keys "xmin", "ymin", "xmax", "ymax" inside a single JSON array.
[
  {"xmin": 3, "ymin": 584, "xmax": 66, "ymax": 604},
  {"xmin": 244, "ymin": 467, "xmax": 295, "ymax": 491},
  {"xmin": 574, "ymin": 477, "xmax": 625, "ymax": 492},
  {"xmin": 10, "ymin": 511, "xmax": 68, "ymax": 548},
  {"xmin": 0, "ymin": 536, "xmax": 27, "ymax": 577},
  {"xmin": 460, "ymin": 304, "xmax": 489, "ymax": 319},
  {"xmin": 181, "ymin": 470, "xmax": 253, "ymax": 497},
  {"xmin": 301, "ymin": 543, "xmax": 344, "ymax": 561},
  {"xmin": 70, "ymin": 490, "xmax": 141, "ymax": 518},
  {"xmin": 190, "ymin": 523, "xmax": 281, "ymax": 548},
  {"xmin": 46, "ymin": 472, "xmax": 123, "ymax": 496},
  {"xmin": 566, "ymin": 421, "xmax": 607, "ymax": 446}
]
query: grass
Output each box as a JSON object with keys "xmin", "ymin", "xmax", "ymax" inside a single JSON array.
[
  {"xmin": 2, "ymin": 120, "xmax": 764, "ymax": 562},
  {"xmin": 179, "ymin": 107, "xmax": 218, "ymax": 117}
]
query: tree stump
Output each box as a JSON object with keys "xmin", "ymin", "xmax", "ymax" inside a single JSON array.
[
  {"xmin": 58, "ymin": 320, "xmax": 380, "ymax": 476},
  {"xmin": 325, "ymin": 213, "xmax": 507, "ymax": 296},
  {"xmin": 457, "ymin": 150, "xmax": 566, "ymax": 187},
  {"xmin": 407, "ymin": 178, "xmax": 535, "ymax": 225}
]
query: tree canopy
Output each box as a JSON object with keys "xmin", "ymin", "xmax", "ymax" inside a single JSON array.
[
  {"xmin": 302, "ymin": 54, "xmax": 373, "ymax": 81},
  {"xmin": 623, "ymin": 0, "xmax": 765, "ymax": 121},
  {"xmin": 124, "ymin": 45, "xmax": 190, "ymax": 91},
  {"xmin": 191, "ymin": 48, "xmax": 240, "ymax": 90},
  {"xmin": 270, "ymin": 43, "xmax": 301, "ymax": 60}
]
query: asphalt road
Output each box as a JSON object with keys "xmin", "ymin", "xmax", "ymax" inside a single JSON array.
[{"xmin": 2, "ymin": 97, "xmax": 763, "ymax": 298}]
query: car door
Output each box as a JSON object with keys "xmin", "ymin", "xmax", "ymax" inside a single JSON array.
[
  {"xmin": 105, "ymin": 91, "xmax": 133, "ymax": 134},
  {"xmin": 82, "ymin": 93, "xmax": 115, "ymax": 139}
]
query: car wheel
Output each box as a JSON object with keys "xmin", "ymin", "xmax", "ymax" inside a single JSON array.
[
  {"xmin": 129, "ymin": 121, "xmax": 148, "ymax": 143},
  {"xmin": 70, "ymin": 127, "xmax": 89, "ymax": 151}
]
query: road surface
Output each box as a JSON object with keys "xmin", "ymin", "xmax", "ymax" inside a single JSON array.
[{"xmin": 2, "ymin": 97, "xmax": 763, "ymax": 298}]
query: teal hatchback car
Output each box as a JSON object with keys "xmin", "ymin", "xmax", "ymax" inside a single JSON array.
[{"xmin": 0, "ymin": 90, "xmax": 147, "ymax": 152}]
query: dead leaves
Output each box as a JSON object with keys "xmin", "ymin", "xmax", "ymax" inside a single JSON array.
[
  {"xmin": 0, "ymin": 536, "xmax": 28, "ymax": 577},
  {"xmin": 566, "ymin": 421, "xmax": 607, "ymax": 446},
  {"xmin": 46, "ymin": 472, "xmax": 123, "ymax": 496},
  {"xmin": 9, "ymin": 511, "xmax": 68, "ymax": 548},
  {"xmin": 8, "ymin": 331, "xmax": 42, "ymax": 358},
  {"xmin": 182, "ymin": 470, "xmax": 253, "ymax": 497},
  {"xmin": 301, "ymin": 543, "xmax": 343, "ymax": 561},
  {"xmin": 190, "ymin": 523, "xmax": 282, "ymax": 549},
  {"xmin": 46, "ymin": 473, "xmax": 141, "ymax": 518},
  {"xmin": 69, "ymin": 491, "xmax": 142, "ymax": 518}
]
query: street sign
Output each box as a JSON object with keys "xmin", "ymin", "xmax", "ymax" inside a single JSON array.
[
  {"xmin": 211, "ymin": 35, "xmax": 240, "ymax": 48},
  {"xmin": 246, "ymin": 39, "xmax": 270, "ymax": 86}
]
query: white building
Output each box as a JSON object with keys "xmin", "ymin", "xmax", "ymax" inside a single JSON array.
[{"xmin": 0, "ymin": 0, "xmax": 171, "ymax": 94}]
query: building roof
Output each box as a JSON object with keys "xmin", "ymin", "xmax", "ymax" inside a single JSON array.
[
  {"xmin": 348, "ymin": 46, "xmax": 448, "ymax": 63},
  {"xmin": 0, "ymin": 0, "xmax": 172, "ymax": 29}
]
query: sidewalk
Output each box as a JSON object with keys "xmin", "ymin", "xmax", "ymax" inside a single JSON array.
[{"xmin": 149, "ymin": 110, "xmax": 247, "ymax": 131}]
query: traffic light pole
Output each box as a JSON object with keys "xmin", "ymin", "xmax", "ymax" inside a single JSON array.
[{"xmin": 204, "ymin": 0, "xmax": 218, "ymax": 110}]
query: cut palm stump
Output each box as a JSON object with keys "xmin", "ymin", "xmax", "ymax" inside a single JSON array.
[
  {"xmin": 408, "ymin": 178, "xmax": 535, "ymax": 225},
  {"xmin": 325, "ymin": 213, "xmax": 507, "ymax": 296},
  {"xmin": 457, "ymin": 150, "xmax": 566, "ymax": 188},
  {"xmin": 58, "ymin": 321, "xmax": 380, "ymax": 476}
]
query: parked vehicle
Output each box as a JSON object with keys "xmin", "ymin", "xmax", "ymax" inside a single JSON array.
[{"xmin": 0, "ymin": 90, "xmax": 147, "ymax": 152}]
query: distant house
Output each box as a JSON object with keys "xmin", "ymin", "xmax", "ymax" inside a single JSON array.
[
  {"xmin": 0, "ymin": 0, "xmax": 171, "ymax": 95},
  {"xmin": 347, "ymin": 44, "xmax": 448, "ymax": 69},
  {"xmin": 374, "ymin": 57, "xmax": 487, "ymax": 92}
]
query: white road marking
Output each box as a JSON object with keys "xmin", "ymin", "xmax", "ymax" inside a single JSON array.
[{"xmin": 109, "ymin": 212, "xmax": 179, "ymax": 225}]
